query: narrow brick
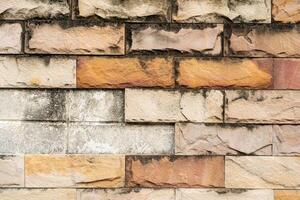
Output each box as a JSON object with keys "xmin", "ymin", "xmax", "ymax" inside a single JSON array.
[
  {"xmin": 225, "ymin": 90, "xmax": 300, "ymax": 124},
  {"xmin": 0, "ymin": 56, "xmax": 76, "ymax": 88},
  {"xmin": 226, "ymin": 156, "xmax": 300, "ymax": 189},
  {"xmin": 125, "ymin": 89, "xmax": 223, "ymax": 123},
  {"xmin": 274, "ymin": 59, "xmax": 300, "ymax": 89},
  {"xmin": 129, "ymin": 24, "xmax": 222, "ymax": 55},
  {"xmin": 272, "ymin": 0, "xmax": 300, "ymax": 23},
  {"xmin": 273, "ymin": 125, "xmax": 300, "ymax": 155},
  {"xmin": 77, "ymin": 57, "xmax": 174, "ymax": 88},
  {"xmin": 177, "ymin": 58, "xmax": 273, "ymax": 89},
  {"xmin": 26, "ymin": 22, "xmax": 125, "ymax": 55},
  {"xmin": 175, "ymin": 123, "xmax": 273, "ymax": 155},
  {"xmin": 275, "ymin": 190, "xmax": 300, "ymax": 200},
  {"xmin": 0, "ymin": 23, "xmax": 22, "ymax": 54},
  {"xmin": 0, "ymin": 155, "xmax": 24, "ymax": 187},
  {"xmin": 174, "ymin": 0, "xmax": 271, "ymax": 23},
  {"xmin": 126, "ymin": 156, "xmax": 224, "ymax": 188},
  {"xmin": 25, "ymin": 155, "xmax": 125, "ymax": 188}
]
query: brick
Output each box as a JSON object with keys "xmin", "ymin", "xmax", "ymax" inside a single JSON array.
[
  {"xmin": 0, "ymin": 189, "xmax": 76, "ymax": 200},
  {"xmin": 274, "ymin": 59, "xmax": 300, "ymax": 89},
  {"xmin": 226, "ymin": 25, "xmax": 300, "ymax": 57},
  {"xmin": 275, "ymin": 190, "xmax": 300, "ymax": 200},
  {"xmin": 175, "ymin": 123, "xmax": 272, "ymax": 155},
  {"xmin": 125, "ymin": 89, "xmax": 223, "ymax": 123},
  {"xmin": 177, "ymin": 189, "xmax": 274, "ymax": 200},
  {"xmin": 77, "ymin": 57, "xmax": 174, "ymax": 88},
  {"xmin": 0, "ymin": 56, "xmax": 76, "ymax": 88},
  {"xmin": 0, "ymin": 23, "xmax": 22, "ymax": 54},
  {"xmin": 129, "ymin": 24, "xmax": 222, "ymax": 55},
  {"xmin": 0, "ymin": 0, "xmax": 69, "ymax": 20},
  {"xmin": 177, "ymin": 58, "xmax": 273, "ymax": 89},
  {"xmin": 77, "ymin": 0, "xmax": 171, "ymax": 21},
  {"xmin": 126, "ymin": 156, "xmax": 224, "ymax": 188},
  {"xmin": 273, "ymin": 0, "xmax": 300, "ymax": 23},
  {"xmin": 273, "ymin": 125, "xmax": 300, "ymax": 155},
  {"xmin": 225, "ymin": 90, "xmax": 300, "ymax": 124},
  {"xmin": 26, "ymin": 22, "xmax": 125, "ymax": 55},
  {"xmin": 174, "ymin": 0, "xmax": 271, "ymax": 23},
  {"xmin": 78, "ymin": 189, "xmax": 174, "ymax": 200},
  {"xmin": 25, "ymin": 155, "xmax": 125, "ymax": 188},
  {"xmin": 226, "ymin": 156, "xmax": 300, "ymax": 189},
  {"xmin": 0, "ymin": 155, "xmax": 24, "ymax": 187}
]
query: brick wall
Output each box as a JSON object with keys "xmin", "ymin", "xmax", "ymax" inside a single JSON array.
[{"xmin": 0, "ymin": 0, "xmax": 299, "ymax": 200}]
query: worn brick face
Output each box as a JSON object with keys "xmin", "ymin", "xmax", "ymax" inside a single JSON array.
[
  {"xmin": 0, "ymin": 156, "xmax": 24, "ymax": 187},
  {"xmin": 272, "ymin": 0, "xmax": 300, "ymax": 23},
  {"xmin": 275, "ymin": 190, "xmax": 300, "ymax": 200},
  {"xmin": 274, "ymin": 59, "xmax": 300, "ymax": 89},
  {"xmin": 0, "ymin": 23, "xmax": 22, "ymax": 54}
]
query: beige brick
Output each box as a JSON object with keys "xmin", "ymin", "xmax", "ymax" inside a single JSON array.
[
  {"xmin": 273, "ymin": 125, "xmax": 300, "ymax": 155},
  {"xmin": 275, "ymin": 190, "xmax": 300, "ymax": 200},
  {"xmin": 0, "ymin": 23, "xmax": 22, "ymax": 54},
  {"xmin": 0, "ymin": 155, "xmax": 24, "ymax": 187},
  {"xmin": 273, "ymin": 0, "xmax": 300, "ymax": 23}
]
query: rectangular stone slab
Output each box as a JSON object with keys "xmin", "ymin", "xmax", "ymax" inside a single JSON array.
[
  {"xmin": 0, "ymin": 23, "xmax": 22, "ymax": 54},
  {"xmin": 0, "ymin": 155, "xmax": 24, "ymax": 187}
]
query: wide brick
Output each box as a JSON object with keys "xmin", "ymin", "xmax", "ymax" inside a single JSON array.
[
  {"xmin": 77, "ymin": 0, "xmax": 171, "ymax": 21},
  {"xmin": 274, "ymin": 59, "xmax": 300, "ymax": 89},
  {"xmin": 177, "ymin": 58, "xmax": 273, "ymax": 89},
  {"xmin": 174, "ymin": 0, "xmax": 271, "ymax": 23},
  {"xmin": 78, "ymin": 189, "xmax": 174, "ymax": 200},
  {"xmin": 0, "ymin": 155, "xmax": 24, "ymax": 187},
  {"xmin": 0, "ymin": 189, "xmax": 76, "ymax": 200},
  {"xmin": 125, "ymin": 89, "xmax": 223, "ymax": 123},
  {"xmin": 26, "ymin": 22, "xmax": 125, "ymax": 55},
  {"xmin": 275, "ymin": 190, "xmax": 300, "ymax": 200},
  {"xmin": 177, "ymin": 189, "xmax": 274, "ymax": 200},
  {"xmin": 0, "ymin": 0, "xmax": 69, "ymax": 20},
  {"xmin": 273, "ymin": 125, "xmax": 300, "ymax": 155},
  {"xmin": 126, "ymin": 156, "xmax": 224, "ymax": 188},
  {"xmin": 273, "ymin": 0, "xmax": 300, "ymax": 23},
  {"xmin": 68, "ymin": 123, "xmax": 174, "ymax": 154},
  {"xmin": 0, "ymin": 23, "xmax": 22, "ymax": 54},
  {"xmin": 225, "ymin": 90, "xmax": 300, "ymax": 124},
  {"xmin": 175, "ymin": 123, "xmax": 272, "ymax": 155},
  {"xmin": 25, "ymin": 155, "xmax": 125, "ymax": 188},
  {"xmin": 0, "ymin": 56, "xmax": 76, "ymax": 88},
  {"xmin": 77, "ymin": 57, "xmax": 174, "ymax": 88},
  {"xmin": 226, "ymin": 25, "xmax": 300, "ymax": 57},
  {"xmin": 129, "ymin": 24, "xmax": 222, "ymax": 55},
  {"xmin": 226, "ymin": 156, "xmax": 300, "ymax": 189}
]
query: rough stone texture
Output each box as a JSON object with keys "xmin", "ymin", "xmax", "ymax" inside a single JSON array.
[
  {"xmin": 0, "ymin": 0, "xmax": 69, "ymax": 20},
  {"xmin": 177, "ymin": 189, "xmax": 274, "ymax": 200},
  {"xmin": 26, "ymin": 23, "xmax": 125, "ymax": 55},
  {"xmin": 225, "ymin": 156, "xmax": 300, "ymax": 189},
  {"xmin": 130, "ymin": 24, "xmax": 223, "ymax": 55},
  {"xmin": 77, "ymin": 57, "xmax": 174, "ymax": 88},
  {"xmin": 78, "ymin": 188, "xmax": 174, "ymax": 200},
  {"xmin": 274, "ymin": 59, "xmax": 300, "ymax": 89},
  {"xmin": 0, "ymin": 156, "xmax": 24, "ymax": 187},
  {"xmin": 275, "ymin": 190, "xmax": 300, "ymax": 200},
  {"xmin": 25, "ymin": 155, "xmax": 125, "ymax": 188},
  {"xmin": 174, "ymin": 0, "xmax": 271, "ymax": 23},
  {"xmin": 272, "ymin": 0, "xmax": 300, "ymax": 23},
  {"xmin": 273, "ymin": 125, "xmax": 300, "ymax": 155},
  {"xmin": 68, "ymin": 123, "xmax": 174, "ymax": 154},
  {"xmin": 227, "ymin": 25, "xmax": 300, "ymax": 57},
  {"xmin": 177, "ymin": 58, "xmax": 273, "ymax": 88},
  {"xmin": 225, "ymin": 90, "xmax": 300, "ymax": 124},
  {"xmin": 0, "ymin": 189, "xmax": 76, "ymax": 200},
  {"xmin": 0, "ymin": 56, "xmax": 76, "ymax": 88},
  {"xmin": 77, "ymin": 0, "xmax": 171, "ymax": 21},
  {"xmin": 125, "ymin": 89, "xmax": 223, "ymax": 123},
  {"xmin": 175, "ymin": 123, "xmax": 273, "ymax": 155},
  {"xmin": 126, "ymin": 156, "xmax": 224, "ymax": 188},
  {"xmin": 0, "ymin": 23, "xmax": 22, "ymax": 54}
]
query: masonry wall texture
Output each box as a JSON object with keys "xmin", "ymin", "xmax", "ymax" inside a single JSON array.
[{"xmin": 0, "ymin": 1, "xmax": 299, "ymax": 200}]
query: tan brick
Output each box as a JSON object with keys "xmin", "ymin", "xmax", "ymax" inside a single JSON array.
[
  {"xmin": 275, "ymin": 190, "xmax": 300, "ymax": 200},
  {"xmin": 25, "ymin": 155, "xmax": 125, "ymax": 188},
  {"xmin": 77, "ymin": 57, "xmax": 174, "ymax": 88},
  {"xmin": 177, "ymin": 58, "xmax": 273, "ymax": 88},
  {"xmin": 273, "ymin": 125, "xmax": 300, "ymax": 155},
  {"xmin": 273, "ymin": 0, "xmax": 300, "ymax": 23},
  {"xmin": 274, "ymin": 59, "xmax": 300, "ymax": 89},
  {"xmin": 0, "ymin": 23, "xmax": 22, "ymax": 54},
  {"xmin": 126, "ymin": 156, "xmax": 224, "ymax": 188},
  {"xmin": 0, "ymin": 155, "xmax": 24, "ymax": 187}
]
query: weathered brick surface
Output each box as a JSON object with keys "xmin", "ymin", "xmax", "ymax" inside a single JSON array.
[
  {"xmin": 26, "ymin": 23, "xmax": 125, "ymax": 55},
  {"xmin": 226, "ymin": 156, "xmax": 300, "ymax": 189},
  {"xmin": 275, "ymin": 190, "xmax": 300, "ymax": 200},
  {"xmin": 126, "ymin": 156, "xmax": 224, "ymax": 188},
  {"xmin": 272, "ymin": 0, "xmax": 300, "ymax": 23},
  {"xmin": 0, "ymin": 23, "xmax": 22, "ymax": 54},
  {"xmin": 174, "ymin": 0, "xmax": 271, "ymax": 23},
  {"xmin": 273, "ymin": 125, "xmax": 300, "ymax": 155},
  {"xmin": 25, "ymin": 155, "xmax": 125, "ymax": 188},
  {"xmin": 0, "ymin": 156, "xmax": 24, "ymax": 187},
  {"xmin": 125, "ymin": 89, "xmax": 223, "ymax": 123},
  {"xmin": 274, "ymin": 59, "xmax": 300, "ymax": 89},
  {"xmin": 77, "ymin": 57, "xmax": 174, "ymax": 88},
  {"xmin": 0, "ymin": 56, "xmax": 76, "ymax": 88},
  {"xmin": 177, "ymin": 58, "xmax": 273, "ymax": 89}
]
